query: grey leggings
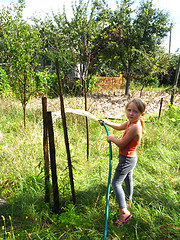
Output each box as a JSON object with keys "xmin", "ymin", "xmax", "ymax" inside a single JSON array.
[{"xmin": 112, "ymin": 154, "xmax": 137, "ymax": 209}]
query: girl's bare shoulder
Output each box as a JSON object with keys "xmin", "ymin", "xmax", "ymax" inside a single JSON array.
[
  {"xmin": 119, "ymin": 121, "xmax": 129, "ymax": 130},
  {"xmin": 128, "ymin": 121, "xmax": 142, "ymax": 133}
]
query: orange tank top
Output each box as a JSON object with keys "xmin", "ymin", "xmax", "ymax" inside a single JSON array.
[{"xmin": 119, "ymin": 122, "xmax": 139, "ymax": 158}]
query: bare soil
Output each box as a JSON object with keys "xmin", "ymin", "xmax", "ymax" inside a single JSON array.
[
  {"xmin": 27, "ymin": 89, "xmax": 180, "ymax": 119},
  {"xmin": 86, "ymin": 89, "xmax": 180, "ymax": 119}
]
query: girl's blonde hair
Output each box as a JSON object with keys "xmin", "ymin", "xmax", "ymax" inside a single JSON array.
[{"xmin": 126, "ymin": 98, "xmax": 146, "ymax": 133}]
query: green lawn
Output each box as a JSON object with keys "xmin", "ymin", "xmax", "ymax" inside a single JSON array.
[{"xmin": 0, "ymin": 95, "xmax": 179, "ymax": 239}]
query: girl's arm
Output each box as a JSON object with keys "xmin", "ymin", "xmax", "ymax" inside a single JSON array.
[
  {"xmin": 107, "ymin": 124, "xmax": 141, "ymax": 148},
  {"xmin": 100, "ymin": 119, "xmax": 129, "ymax": 131}
]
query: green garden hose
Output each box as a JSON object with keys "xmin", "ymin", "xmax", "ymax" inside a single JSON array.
[{"xmin": 100, "ymin": 121, "xmax": 112, "ymax": 240}]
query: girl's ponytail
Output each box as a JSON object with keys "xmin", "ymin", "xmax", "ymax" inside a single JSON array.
[{"xmin": 140, "ymin": 116, "xmax": 145, "ymax": 134}]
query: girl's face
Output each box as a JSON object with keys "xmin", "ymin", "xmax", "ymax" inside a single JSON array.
[{"xmin": 126, "ymin": 102, "xmax": 144, "ymax": 123}]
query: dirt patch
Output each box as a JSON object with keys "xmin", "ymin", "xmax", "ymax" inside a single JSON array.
[
  {"xmin": 27, "ymin": 89, "xmax": 179, "ymax": 119},
  {"xmin": 86, "ymin": 89, "xmax": 180, "ymax": 119}
]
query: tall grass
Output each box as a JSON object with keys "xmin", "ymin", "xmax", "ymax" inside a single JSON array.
[{"xmin": 0, "ymin": 96, "xmax": 179, "ymax": 239}]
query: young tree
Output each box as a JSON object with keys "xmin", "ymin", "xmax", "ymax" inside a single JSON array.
[
  {"xmin": 0, "ymin": 2, "xmax": 42, "ymax": 128},
  {"xmin": 39, "ymin": 0, "xmax": 108, "ymax": 159}
]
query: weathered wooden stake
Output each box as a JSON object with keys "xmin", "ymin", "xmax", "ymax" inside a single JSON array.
[
  {"xmin": 46, "ymin": 111, "xmax": 60, "ymax": 213},
  {"xmin": 23, "ymin": 80, "xmax": 27, "ymax": 129},
  {"xmin": 84, "ymin": 89, "xmax": 89, "ymax": 161},
  {"xmin": 42, "ymin": 97, "xmax": 50, "ymax": 203},
  {"xmin": 158, "ymin": 98, "xmax": 163, "ymax": 118},
  {"xmin": 55, "ymin": 58, "xmax": 76, "ymax": 205}
]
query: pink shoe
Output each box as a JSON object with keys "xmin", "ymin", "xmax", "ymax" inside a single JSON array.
[{"xmin": 115, "ymin": 214, "xmax": 133, "ymax": 227}]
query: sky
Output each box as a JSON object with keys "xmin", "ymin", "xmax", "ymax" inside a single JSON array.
[{"xmin": 0, "ymin": 0, "xmax": 179, "ymax": 53}]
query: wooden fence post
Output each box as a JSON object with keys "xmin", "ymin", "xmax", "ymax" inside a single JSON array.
[
  {"xmin": 46, "ymin": 111, "xmax": 60, "ymax": 213},
  {"xmin": 55, "ymin": 58, "xmax": 76, "ymax": 205},
  {"xmin": 158, "ymin": 98, "xmax": 163, "ymax": 118},
  {"xmin": 42, "ymin": 97, "xmax": 50, "ymax": 203}
]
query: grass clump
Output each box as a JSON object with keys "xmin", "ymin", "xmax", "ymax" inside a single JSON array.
[{"xmin": 0, "ymin": 97, "xmax": 179, "ymax": 239}]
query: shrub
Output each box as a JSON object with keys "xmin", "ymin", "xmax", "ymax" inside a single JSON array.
[
  {"xmin": 0, "ymin": 68, "xmax": 10, "ymax": 95},
  {"xmin": 35, "ymin": 69, "xmax": 59, "ymax": 97}
]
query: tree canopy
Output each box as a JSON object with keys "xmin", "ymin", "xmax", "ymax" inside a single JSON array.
[
  {"xmin": 0, "ymin": 0, "xmax": 177, "ymax": 98},
  {"xmin": 96, "ymin": 0, "xmax": 171, "ymax": 94}
]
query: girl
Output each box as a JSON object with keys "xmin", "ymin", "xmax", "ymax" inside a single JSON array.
[{"xmin": 100, "ymin": 98, "xmax": 146, "ymax": 226}]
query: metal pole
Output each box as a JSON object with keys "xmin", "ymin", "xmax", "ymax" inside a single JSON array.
[{"xmin": 170, "ymin": 54, "xmax": 180, "ymax": 105}]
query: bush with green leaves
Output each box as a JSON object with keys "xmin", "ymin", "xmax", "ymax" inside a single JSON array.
[
  {"xmin": 35, "ymin": 69, "xmax": 58, "ymax": 97},
  {"xmin": 87, "ymin": 75, "xmax": 98, "ymax": 92},
  {"xmin": 0, "ymin": 68, "xmax": 10, "ymax": 95}
]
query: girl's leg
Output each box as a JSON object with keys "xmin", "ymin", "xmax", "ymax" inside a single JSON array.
[
  {"xmin": 112, "ymin": 170, "xmax": 131, "ymax": 221},
  {"xmin": 124, "ymin": 170, "xmax": 134, "ymax": 204},
  {"xmin": 112, "ymin": 155, "xmax": 137, "ymax": 222},
  {"xmin": 112, "ymin": 170, "xmax": 127, "ymax": 209},
  {"xmin": 112, "ymin": 155, "xmax": 137, "ymax": 209}
]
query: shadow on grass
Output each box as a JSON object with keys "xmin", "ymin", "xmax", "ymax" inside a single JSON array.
[
  {"xmin": 0, "ymin": 175, "xmax": 110, "ymax": 239},
  {"xmin": 1, "ymin": 174, "xmax": 179, "ymax": 239}
]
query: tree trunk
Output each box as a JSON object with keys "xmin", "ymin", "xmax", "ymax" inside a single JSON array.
[{"xmin": 125, "ymin": 73, "xmax": 131, "ymax": 95}]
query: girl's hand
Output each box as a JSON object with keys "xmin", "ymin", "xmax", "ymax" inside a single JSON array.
[
  {"xmin": 99, "ymin": 120, "xmax": 104, "ymax": 126},
  {"xmin": 107, "ymin": 136, "xmax": 112, "ymax": 142}
]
